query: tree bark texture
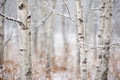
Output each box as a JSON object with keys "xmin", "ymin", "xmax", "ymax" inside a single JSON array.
[
  {"xmin": 75, "ymin": 0, "xmax": 87, "ymax": 80},
  {"xmin": 16, "ymin": 0, "xmax": 32, "ymax": 80}
]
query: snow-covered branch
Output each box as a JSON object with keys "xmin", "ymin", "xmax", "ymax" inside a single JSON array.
[
  {"xmin": 43, "ymin": 2, "xmax": 75, "ymax": 22},
  {"xmin": 0, "ymin": 12, "xmax": 26, "ymax": 29}
]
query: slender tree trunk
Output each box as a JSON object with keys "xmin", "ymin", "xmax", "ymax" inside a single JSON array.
[
  {"xmin": 39, "ymin": 0, "xmax": 47, "ymax": 64},
  {"xmin": 46, "ymin": 0, "xmax": 56, "ymax": 79},
  {"xmin": 95, "ymin": 0, "xmax": 105, "ymax": 80},
  {"xmin": 16, "ymin": 0, "xmax": 32, "ymax": 80},
  {"xmin": 75, "ymin": 2, "xmax": 80, "ymax": 75},
  {"xmin": 75, "ymin": 14, "xmax": 80, "ymax": 75},
  {"xmin": 0, "ymin": 0, "xmax": 6, "ymax": 74},
  {"xmin": 62, "ymin": 0, "xmax": 69, "ymax": 68},
  {"xmin": 101, "ymin": 0, "xmax": 112, "ymax": 80},
  {"xmin": 75, "ymin": 0, "xmax": 87, "ymax": 80}
]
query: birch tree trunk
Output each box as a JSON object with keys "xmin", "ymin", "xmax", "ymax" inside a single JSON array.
[
  {"xmin": 101, "ymin": 0, "xmax": 112, "ymax": 79},
  {"xmin": 46, "ymin": 0, "xmax": 56, "ymax": 79},
  {"xmin": 95, "ymin": 0, "xmax": 105, "ymax": 80},
  {"xmin": 62, "ymin": 0, "xmax": 69, "ymax": 68},
  {"xmin": 75, "ymin": 0, "xmax": 87, "ymax": 80},
  {"xmin": 75, "ymin": 2, "xmax": 80, "ymax": 75},
  {"xmin": 40, "ymin": 0, "xmax": 47, "ymax": 64},
  {"xmin": 16, "ymin": 0, "xmax": 32, "ymax": 80},
  {"xmin": 0, "ymin": 0, "xmax": 5, "ymax": 72}
]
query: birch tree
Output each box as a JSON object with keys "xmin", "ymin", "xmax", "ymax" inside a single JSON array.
[
  {"xmin": 39, "ymin": 0, "xmax": 48, "ymax": 64},
  {"xmin": 95, "ymin": 0, "xmax": 113, "ymax": 79},
  {"xmin": 101, "ymin": 0, "xmax": 112, "ymax": 79},
  {"xmin": 0, "ymin": 0, "xmax": 6, "ymax": 72},
  {"xmin": 16, "ymin": 0, "xmax": 32, "ymax": 80},
  {"xmin": 75, "ymin": 0, "xmax": 87, "ymax": 80},
  {"xmin": 95, "ymin": 0, "xmax": 105, "ymax": 79},
  {"xmin": 46, "ymin": 0, "xmax": 56, "ymax": 79},
  {"xmin": 62, "ymin": 0, "xmax": 69, "ymax": 68}
]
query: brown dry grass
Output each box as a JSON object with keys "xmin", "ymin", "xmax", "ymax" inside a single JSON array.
[{"xmin": 1, "ymin": 48, "xmax": 120, "ymax": 80}]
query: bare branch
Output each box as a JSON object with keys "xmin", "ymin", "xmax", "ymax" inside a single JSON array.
[
  {"xmin": 4, "ymin": 32, "xmax": 13, "ymax": 47},
  {"xmin": 110, "ymin": 42, "xmax": 120, "ymax": 47},
  {"xmin": 0, "ymin": 12, "xmax": 26, "ymax": 28},
  {"xmin": 33, "ymin": 11, "xmax": 53, "ymax": 34},
  {"xmin": 63, "ymin": 0, "xmax": 71, "ymax": 16},
  {"xmin": 32, "ymin": 1, "xmax": 75, "ymax": 35},
  {"xmin": 43, "ymin": 2, "xmax": 75, "ymax": 22}
]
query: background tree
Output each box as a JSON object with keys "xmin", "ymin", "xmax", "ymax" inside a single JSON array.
[{"xmin": 0, "ymin": 0, "xmax": 6, "ymax": 73}]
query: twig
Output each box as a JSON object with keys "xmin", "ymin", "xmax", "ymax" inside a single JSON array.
[
  {"xmin": 63, "ymin": 0, "xmax": 71, "ymax": 17},
  {"xmin": 4, "ymin": 32, "xmax": 13, "ymax": 47},
  {"xmin": 43, "ymin": 2, "xmax": 75, "ymax": 22},
  {"xmin": 110, "ymin": 42, "xmax": 120, "ymax": 47},
  {"xmin": 33, "ymin": 11, "xmax": 53, "ymax": 34}
]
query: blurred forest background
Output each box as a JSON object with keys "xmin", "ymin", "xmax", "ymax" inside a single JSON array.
[{"xmin": 0, "ymin": 0, "xmax": 120, "ymax": 80}]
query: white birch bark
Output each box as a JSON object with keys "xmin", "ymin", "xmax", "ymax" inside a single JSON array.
[
  {"xmin": 75, "ymin": 0, "xmax": 87, "ymax": 80},
  {"xmin": 0, "ymin": 0, "xmax": 5, "ymax": 72},
  {"xmin": 101, "ymin": 0, "xmax": 112, "ymax": 80},
  {"xmin": 75, "ymin": 1, "xmax": 80, "ymax": 74},
  {"xmin": 16, "ymin": 0, "xmax": 32, "ymax": 80},
  {"xmin": 95, "ymin": 0, "xmax": 105, "ymax": 80}
]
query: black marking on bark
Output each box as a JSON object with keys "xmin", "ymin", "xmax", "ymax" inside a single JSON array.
[
  {"xmin": 22, "ymin": 27, "xmax": 28, "ymax": 30},
  {"xmin": 2, "ymin": 20, "xmax": 4, "ymax": 23},
  {"xmin": 102, "ymin": 68, "xmax": 108, "ymax": 80},
  {"xmin": 28, "ymin": 32, "xmax": 31, "ymax": 35},
  {"xmin": 18, "ymin": 3, "xmax": 25, "ymax": 10},
  {"xmin": 0, "ymin": 34, "xmax": 3, "ymax": 38},
  {"xmin": 82, "ymin": 58, "xmax": 87, "ymax": 64},
  {"xmin": 96, "ymin": 66, "xmax": 101, "ymax": 72},
  {"xmin": 98, "ymin": 35, "xmax": 101, "ymax": 38},
  {"xmin": 27, "ymin": 15, "xmax": 31, "ymax": 20},
  {"xmin": 78, "ymin": 33, "xmax": 82, "ymax": 35},
  {"xmin": 78, "ymin": 18, "xmax": 83, "ymax": 22},
  {"xmin": 80, "ymin": 35, "xmax": 84, "ymax": 39},
  {"xmin": 82, "ymin": 69, "xmax": 87, "ymax": 72},
  {"xmin": 103, "ymin": 53, "xmax": 109, "ymax": 61},
  {"xmin": 101, "ymin": 6, "xmax": 104, "ymax": 9},
  {"xmin": 98, "ymin": 54, "xmax": 102, "ymax": 59},
  {"xmin": 110, "ymin": 13, "xmax": 112, "ymax": 16},
  {"xmin": 25, "ymin": 68, "xmax": 32, "ymax": 76},
  {"xmin": 20, "ymin": 49, "xmax": 26, "ymax": 51},
  {"xmin": 103, "ymin": 45, "xmax": 110, "ymax": 51}
]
